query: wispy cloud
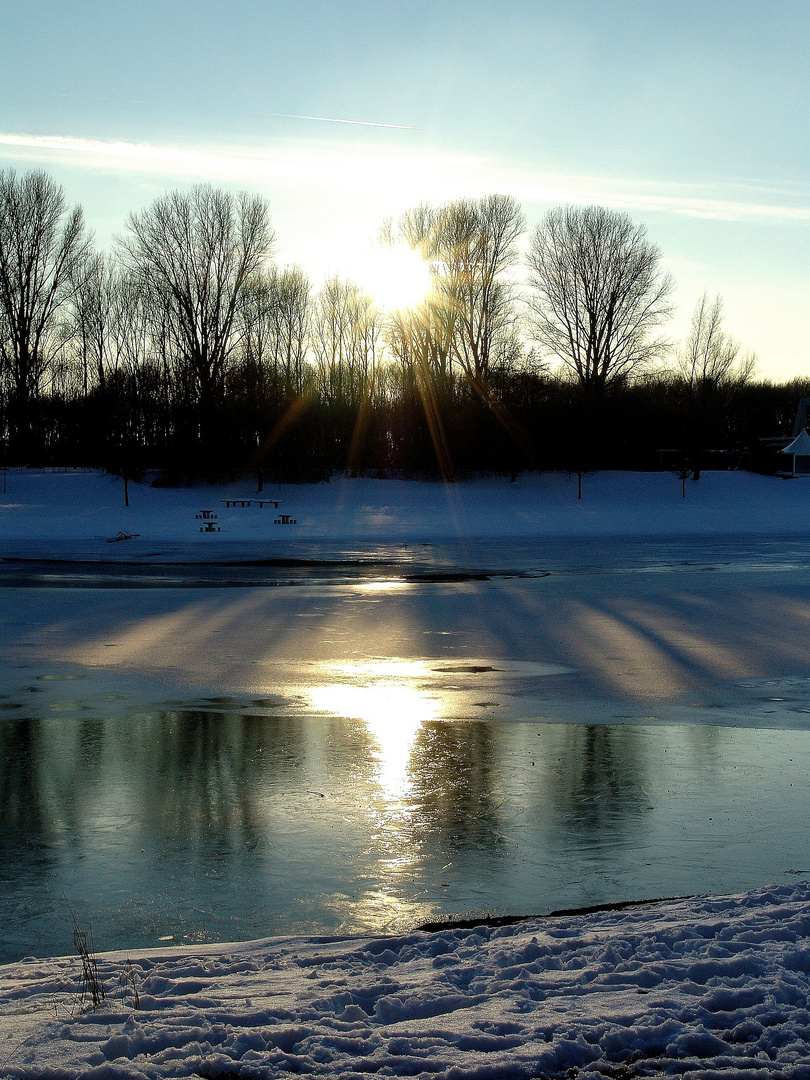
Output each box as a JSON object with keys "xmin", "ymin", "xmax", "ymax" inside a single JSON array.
[{"xmin": 1, "ymin": 132, "xmax": 809, "ymax": 225}]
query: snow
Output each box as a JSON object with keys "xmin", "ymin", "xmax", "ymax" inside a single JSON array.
[
  {"xmin": 3, "ymin": 884, "xmax": 810, "ymax": 1078},
  {"xmin": 3, "ymin": 469, "xmax": 810, "ymax": 1077},
  {"xmin": 1, "ymin": 467, "xmax": 810, "ymax": 557}
]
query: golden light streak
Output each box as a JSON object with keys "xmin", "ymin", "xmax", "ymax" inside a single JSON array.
[{"xmin": 356, "ymin": 580, "xmax": 412, "ymax": 593}]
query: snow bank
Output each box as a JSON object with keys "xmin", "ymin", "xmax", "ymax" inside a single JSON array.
[{"xmin": 3, "ymin": 883, "xmax": 810, "ymax": 1078}]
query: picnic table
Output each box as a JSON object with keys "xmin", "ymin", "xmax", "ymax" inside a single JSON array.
[
  {"xmin": 197, "ymin": 508, "xmax": 221, "ymax": 532},
  {"xmin": 222, "ymin": 499, "xmax": 281, "ymax": 509}
]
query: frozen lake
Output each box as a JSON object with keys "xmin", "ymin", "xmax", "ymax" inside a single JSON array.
[{"xmin": 2, "ymin": 528, "xmax": 810, "ymax": 963}]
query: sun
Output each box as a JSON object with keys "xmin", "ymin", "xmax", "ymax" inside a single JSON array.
[{"xmin": 359, "ymin": 245, "xmax": 432, "ymax": 313}]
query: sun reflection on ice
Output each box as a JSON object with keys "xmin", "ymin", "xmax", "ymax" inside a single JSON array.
[
  {"xmin": 305, "ymin": 674, "xmax": 439, "ymax": 929},
  {"xmin": 356, "ymin": 579, "xmax": 412, "ymax": 593},
  {"xmin": 330, "ymin": 659, "xmax": 432, "ymax": 679},
  {"xmin": 307, "ymin": 679, "xmax": 439, "ymax": 801}
]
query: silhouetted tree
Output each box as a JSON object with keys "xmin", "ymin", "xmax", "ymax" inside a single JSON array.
[
  {"xmin": 382, "ymin": 195, "xmax": 525, "ymax": 475},
  {"xmin": 237, "ymin": 264, "xmax": 311, "ymax": 399},
  {"xmin": 0, "ymin": 169, "xmax": 91, "ymax": 460},
  {"xmin": 526, "ymin": 206, "xmax": 673, "ymax": 395},
  {"xmin": 312, "ymin": 276, "xmax": 380, "ymax": 408},
  {"xmin": 677, "ymin": 292, "xmax": 756, "ymax": 465},
  {"xmin": 436, "ymin": 193, "xmax": 525, "ymax": 394},
  {"xmin": 385, "ymin": 195, "xmax": 524, "ymax": 395},
  {"xmin": 119, "ymin": 184, "xmax": 274, "ymax": 468},
  {"xmin": 63, "ymin": 251, "xmax": 118, "ymax": 399},
  {"xmin": 267, "ymin": 265, "xmax": 311, "ymax": 398},
  {"xmin": 4, "ymin": 169, "xmax": 805, "ymax": 481},
  {"xmin": 679, "ymin": 292, "xmax": 756, "ymax": 399}
]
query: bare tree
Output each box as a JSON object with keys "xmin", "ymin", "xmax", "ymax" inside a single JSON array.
[
  {"xmin": 526, "ymin": 205, "xmax": 673, "ymax": 394},
  {"xmin": 679, "ymin": 291, "xmax": 756, "ymax": 396},
  {"xmin": 312, "ymin": 277, "xmax": 380, "ymax": 408},
  {"xmin": 0, "ymin": 169, "xmax": 91, "ymax": 458},
  {"xmin": 63, "ymin": 251, "xmax": 119, "ymax": 398},
  {"xmin": 119, "ymin": 184, "xmax": 275, "ymax": 442},
  {"xmin": 268, "ymin": 265, "xmax": 311, "ymax": 398},
  {"xmin": 384, "ymin": 287, "xmax": 456, "ymax": 479},
  {"xmin": 382, "ymin": 207, "xmax": 455, "ymax": 396},
  {"xmin": 238, "ymin": 265, "xmax": 311, "ymax": 398},
  {"xmin": 436, "ymin": 193, "xmax": 524, "ymax": 394},
  {"xmin": 108, "ymin": 272, "xmax": 153, "ymax": 385},
  {"xmin": 677, "ymin": 291, "xmax": 756, "ymax": 477},
  {"xmin": 384, "ymin": 194, "xmax": 524, "ymax": 396},
  {"xmin": 381, "ymin": 196, "xmax": 525, "ymax": 476}
]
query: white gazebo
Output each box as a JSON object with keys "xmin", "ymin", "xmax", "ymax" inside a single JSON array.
[{"xmin": 781, "ymin": 428, "xmax": 810, "ymax": 476}]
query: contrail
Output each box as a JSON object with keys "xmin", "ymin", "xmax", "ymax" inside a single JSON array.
[{"xmin": 273, "ymin": 113, "xmax": 419, "ymax": 130}]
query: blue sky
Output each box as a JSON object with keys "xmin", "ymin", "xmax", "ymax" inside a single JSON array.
[{"xmin": 1, "ymin": 0, "xmax": 808, "ymax": 378}]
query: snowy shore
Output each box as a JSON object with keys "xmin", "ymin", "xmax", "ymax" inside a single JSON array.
[
  {"xmin": 3, "ymin": 884, "xmax": 810, "ymax": 1079},
  {"xmin": 3, "ymin": 470, "xmax": 810, "ymax": 1077}
]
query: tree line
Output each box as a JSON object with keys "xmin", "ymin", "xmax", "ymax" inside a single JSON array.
[{"xmin": 0, "ymin": 167, "xmax": 803, "ymax": 483}]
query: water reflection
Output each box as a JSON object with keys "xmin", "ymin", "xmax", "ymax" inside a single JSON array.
[
  {"xmin": 303, "ymin": 656, "xmax": 571, "ymax": 802},
  {"xmin": 307, "ymin": 682, "xmax": 437, "ymax": 800},
  {"xmin": 408, "ymin": 722, "xmax": 505, "ymax": 854},
  {"xmin": 1, "ymin": 721, "xmax": 54, "ymax": 870},
  {"xmin": 133, "ymin": 712, "xmax": 270, "ymax": 845},
  {"xmin": 548, "ymin": 724, "xmax": 650, "ymax": 836},
  {"xmin": 2, "ymin": 710, "xmax": 810, "ymax": 962}
]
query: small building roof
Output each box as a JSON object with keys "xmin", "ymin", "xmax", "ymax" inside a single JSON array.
[{"xmin": 782, "ymin": 428, "xmax": 810, "ymax": 456}]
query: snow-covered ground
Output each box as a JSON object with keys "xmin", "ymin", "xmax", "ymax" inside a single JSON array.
[
  {"xmin": 3, "ymin": 469, "xmax": 810, "ymax": 1078},
  {"xmin": 1, "ymin": 467, "xmax": 810, "ymax": 554},
  {"xmin": 3, "ymin": 884, "xmax": 810, "ymax": 1079}
]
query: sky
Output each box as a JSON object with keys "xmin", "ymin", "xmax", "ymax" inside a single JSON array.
[{"xmin": 0, "ymin": 0, "xmax": 808, "ymax": 379}]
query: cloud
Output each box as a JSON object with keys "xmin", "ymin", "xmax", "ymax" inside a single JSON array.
[{"xmin": 1, "ymin": 132, "xmax": 809, "ymax": 225}]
